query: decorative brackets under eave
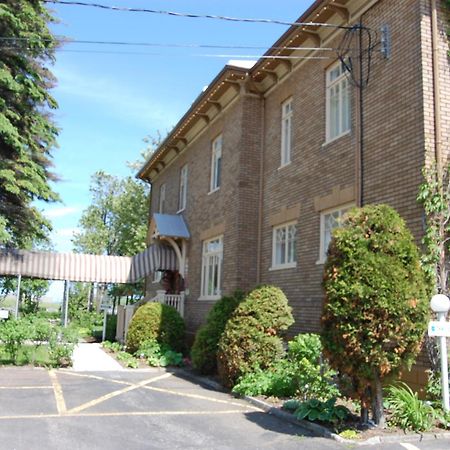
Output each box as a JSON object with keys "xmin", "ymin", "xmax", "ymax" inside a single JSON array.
[
  {"xmin": 196, "ymin": 113, "xmax": 210, "ymax": 125},
  {"xmin": 277, "ymin": 59, "xmax": 292, "ymax": 73},
  {"xmin": 261, "ymin": 69, "xmax": 278, "ymax": 84},
  {"xmin": 327, "ymin": 3, "xmax": 350, "ymax": 22},
  {"xmin": 173, "ymin": 136, "xmax": 188, "ymax": 146},
  {"xmin": 207, "ymin": 101, "xmax": 222, "ymax": 114},
  {"xmin": 223, "ymin": 80, "xmax": 241, "ymax": 94},
  {"xmin": 300, "ymin": 30, "xmax": 321, "ymax": 47}
]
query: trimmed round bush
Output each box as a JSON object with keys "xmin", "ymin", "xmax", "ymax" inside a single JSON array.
[
  {"xmin": 126, "ymin": 302, "xmax": 185, "ymax": 353},
  {"xmin": 191, "ymin": 291, "xmax": 245, "ymax": 375},
  {"xmin": 217, "ymin": 285, "xmax": 294, "ymax": 388}
]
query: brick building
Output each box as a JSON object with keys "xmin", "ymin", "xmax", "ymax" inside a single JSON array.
[{"xmin": 137, "ymin": 0, "xmax": 450, "ymax": 345}]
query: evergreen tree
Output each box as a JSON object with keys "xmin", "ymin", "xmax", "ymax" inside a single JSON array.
[{"xmin": 0, "ymin": 0, "xmax": 59, "ymax": 246}]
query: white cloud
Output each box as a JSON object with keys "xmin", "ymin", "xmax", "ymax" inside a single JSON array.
[
  {"xmin": 44, "ymin": 206, "xmax": 80, "ymax": 218},
  {"xmin": 56, "ymin": 227, "xmax": 79, "ymax": 238}
]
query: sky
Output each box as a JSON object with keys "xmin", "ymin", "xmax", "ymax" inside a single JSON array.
[{"xmin": 38, "ymin": 0, "xmax": 313, "ymax": 300}]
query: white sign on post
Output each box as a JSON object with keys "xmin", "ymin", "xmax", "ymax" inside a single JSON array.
[{"xmin": 428, "ymin": 320, "xmax": 450, "ymax": 337}]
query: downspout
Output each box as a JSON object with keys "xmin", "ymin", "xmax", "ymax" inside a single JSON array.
[
  {"xmin": 256, "ymin": 96, "xmax": 266, "ymax": 284},
  {"xmin": 431, "ymin": 0, "xmax": 443, "ymax": 179},
  {"xmin": 355, "ymin": 22, "xmax": 365, "ymax": 208}
]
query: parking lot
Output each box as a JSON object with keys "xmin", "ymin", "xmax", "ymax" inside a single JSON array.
[{"xmin": 0, "ymin": 366, "xmax": 334, "ymax": 450}]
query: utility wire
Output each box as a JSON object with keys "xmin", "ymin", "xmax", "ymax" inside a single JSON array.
[
  {"xmin": 0, "ymin": 37, "xmax": 339, "ymax": 52},
  {"xmin": 42, "ymin": 0, "xmax": 353, "ymax": 29}
]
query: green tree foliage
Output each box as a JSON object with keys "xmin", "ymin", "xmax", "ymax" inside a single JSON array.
[
  {"xmin": 0, "ymin": 276, "xmax": 49, "ymax": 314},
  {"xmin": 0, "ymin": 1, "xmax": 59, "ymax": 246},
  {"xmin": 73, "ymin": 171, "xmax": 149, "ymax": 256},
  {"xmin": 191, "ymin": 291, "xmax": 245, "ymax": 375},
  {"xmin": 217, "ymin": 285, "xmax": 294, "ymax": 388},
  {"xmin": 68, "ymin": 282, "xmax": 90, "ymax": 319},
  {"xmin": 126, "ymin": 302, "xmax": 185, "ymax": 353},
  {"xmin": 322, "ymin": 205, "xmax": 429, "ymax": 426}
]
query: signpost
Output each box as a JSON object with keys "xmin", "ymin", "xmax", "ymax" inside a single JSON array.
[
  {"xmin": 429, "ymin": 294, "xmax": 450, "ymax": 412},
  {"xmin": 100, "ymin": 296, "xmax": 112, "ymax": 342}
]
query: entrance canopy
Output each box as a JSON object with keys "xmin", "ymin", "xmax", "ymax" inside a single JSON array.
[{"xmin": 0, "ymin": 244, "xmax": 178, "ymax": 284}]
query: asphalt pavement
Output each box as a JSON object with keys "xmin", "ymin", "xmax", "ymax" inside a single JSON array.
[{"xmin": 0, "ymin": 364, "xmax": 448, "ymax": 449}]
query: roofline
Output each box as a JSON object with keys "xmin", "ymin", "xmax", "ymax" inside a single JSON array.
[
  {"xmin": 137, "ymin": 0, "xmax": 334, "ymax": 181},
  {"xmin": 137, "ymin": 64, "xmax": 248, "ymax": 180}
]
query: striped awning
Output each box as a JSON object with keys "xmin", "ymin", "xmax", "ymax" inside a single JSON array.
[{"xmin": 0, "ymin": 244, "xmax": 178, "ymax": 283}]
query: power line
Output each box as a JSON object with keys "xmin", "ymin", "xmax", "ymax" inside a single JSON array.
[
  {"xmin": 42, "ymin": 0, "xmax": 353, "ymax": 30},
  {"xmin": 0, "ymin": 36, "xmax": 338, "ymax": 52}
]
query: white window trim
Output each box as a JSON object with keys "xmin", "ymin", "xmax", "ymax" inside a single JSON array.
[
  {"xmin": 158, "ymin": 183, "xmax": 166, "ymax": 214},
  {"xmin": 325, "ymin": 60, "xmax": 351, "ymax": 144},
  {"xmin": 270, "ymin": 221, "xmax": 298, "ymax": 270},
  {"xmin": 209, "ymin": 135, "xmax": 222, "ymax": 193},
  {"xmin": 152, "ymin": 271, "xmax": 162, "ymax": 284},
  {"xmin": 280, "ymin": 97, "xmax": 293, "ymax": 168},
  {"xmin": 317, "ymin": 203, "xmax": 354, "ymax": 265},
  {"xmin": 177, "ymin": 164, "xmax": 188, "ymax": 213},
  {"xmin": 199, "ymin": 235, "xmax": 223, "ymax": 301}
]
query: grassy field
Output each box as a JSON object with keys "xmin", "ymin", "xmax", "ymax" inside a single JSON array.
[{"xmin": 1, "ymin": 296, "xmax": 60, "ymax": 312}]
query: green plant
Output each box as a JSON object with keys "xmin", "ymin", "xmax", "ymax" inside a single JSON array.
[
  {"xmin": 116, "ymin": 351, "xmax": 139, "ymax": 368},
  {"xmin": 386, "ymin": 382, "xmax": 435, "ymax": 432},
  {"xmin": 0, "ymin": 318, "xmax": 30, "ymax": 363},
  {"xmin": 294, "ymin": 398, "xmax": 350, "ymax": 425},
  {"xmin": 126, "ymin": 302, "xmax": 185, "ymax": 353},
  {"xmin": 136, "ymin": 339, "xmax": 183, "ymax": 367},
  {"xmin": 191, "ymin": 291, "xmax": 245, "ymax": 375},
  {"xmin": 217, "ymin": 285, "xmax": 294, "ymax": 388},
  {"xmin": 425, "ymin": 370, "xmax": 442, "ymax": 407},
  {"xmin": 339, "ymin": 429, "xmax": 359, "ymax": 440},
  {"xmin": 283, "ymin": 399, "xmax": 301, "ymax": 412},
  {"xmin": 288, "ymin": 333, "xmax": 322, "ymax": 363},
  {"xmin": 322, "ymin": 205, "xmax": 429, "ymax": 425},
  {"xmin": 102, "ymin": 340, "xmax": 122, "ymax": 352}
]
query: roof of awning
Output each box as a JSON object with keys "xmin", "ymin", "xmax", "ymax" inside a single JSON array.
[
  {"xmin": 152, "ymin": 213, "xmax": 190, "ymax": 239},
  {"xmin": 0, "ymin": 244, "xmax": 178, "ymax": 283}
]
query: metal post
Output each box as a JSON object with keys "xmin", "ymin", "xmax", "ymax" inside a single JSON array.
[
  {"xmin": 102, "ymin": 308, "xmax": 107, "ymax": 342},
  {"xmin": 14, "ymin": 274, "xmax": 21, "ymax": 319},
  {"xmin": 63, "ymin": 281, "xmax": 69, "ymax": 328},
  {"xmin": 438, "ymin": 311, "xmax": 450, "ymax": 411}
]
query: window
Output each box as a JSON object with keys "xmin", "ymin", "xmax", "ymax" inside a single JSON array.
[
  {"xmin": 319, "ymin": 205, "xmax": 353, "ymax": 262},
  {"xmin": 326, "ymin": 61, "xmax": 351, "ymax": 142},
  {"xmin": 158, "ymin": 183, "xmax": 166, "ymax": 213},
  {"xmin": 178, "ymin": 164, "xmax": 188, "ymax": 212},
  {"xmin": 281, "ymin": 98, "xmax": 293, "ymax": 166},
  {"xmin": 210, "ymin": 135, "xmax": 222, "ymax": 192},
  {"xmin": 271, "ymin": 222, "xmax": 297, "ymax": 269},
  {"xmin": 200, "ymin": 236, "xmax": 223, "ymax": 299},
  {"xmin": 153, "ymin": 271, "xmax": 162, "ymax": 283}
]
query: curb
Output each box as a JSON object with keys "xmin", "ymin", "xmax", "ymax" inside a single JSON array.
[{"xmin": 243, "ymin": 396, "xmax": 450, "ymax": 446}]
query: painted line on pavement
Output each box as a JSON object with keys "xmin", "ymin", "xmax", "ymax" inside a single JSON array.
[
  {"xmin": 400, "ymin": 444, "xmax": 420, "ymax": 450},
  {"xmin": 0, "ymin": 386, "xmax": 53, "ymax": 390},
  {"xmin": 67, "ymin": 372, "xmax": 173, "ymax": 414},
  {"xmin": 48, "ymin": 370, "xmax": 67, "ymax": 414},
  {"xmin": 58, "ymin": 370, "xmax": 132, "ymax": 386},
  {"xmin": 143, "ymin": 385, "xmax": 262, "ymax": 411},
  {"xmin": 0, "ymin": 409, "xmax": 256, "ymax": 420}
]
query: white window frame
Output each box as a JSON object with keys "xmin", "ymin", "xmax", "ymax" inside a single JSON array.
[
  {"xmin": 200, "ymin": 235, "xmax": 223, "ymax": 300},
  {"xmin": 178, "ymin": 164, "xmax": 188, "ymax": 212},
  {"xmin": 158, "ymin": 183, "xmax": 166, "ymax": 214},
  {"xmin": 325, "ymin": 60, "xmax": 351, "ymax": 143},
  {"xmin": 210, "ymin": 135, "xmax": 222, "ymax": 193},
  {"xmin": 152, "ymin": 271, "xmax": 162, "ymax": 284},
  {"xmin": 280, "ymin": 97, "xmax": 293, "ymax": 167},
  {"xmin": 270, "ymin": 221, "xmax": 298, "ymax": 270},
  {"xmin": 318, "ymin": 203, "xmax": 354, "ymax": 264}
]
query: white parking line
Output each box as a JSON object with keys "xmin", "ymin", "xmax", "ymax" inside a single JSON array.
[{"xmin": 400, "ymin": 443, "xmax": 420, "ymax": 450}]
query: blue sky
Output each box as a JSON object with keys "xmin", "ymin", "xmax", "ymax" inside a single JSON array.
[{"xmin": 39, "ymin": 0, "xmax": 312, "ymax": 299}]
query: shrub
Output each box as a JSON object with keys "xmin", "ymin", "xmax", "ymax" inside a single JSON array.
[
  {"xmin": 191, "ymin": 291, "xmax": 245, "ymax": 374},
  {"xmin": 293, "ymin": 398, "xmax": 350, "ymax": 425},
  {"xmin": 116, "ymin": 351, "xmax": 139, "ymax": 368},
  {"xmin": 386, "ymin": 382, "xmax": 435, "ymax": 432},
  {"xmin": 322, "ymin": 205, "xmax": 429, "ymax": 425},
  {"xmin": 217, "ymin": 285, "xmax": 294, "ymax": 387},
  {"xmin": 233, "ymin": 333, "xmax": 339, "ymax": 399},
  {"xmin": 126, "ymin": 302, "xmax": 185, "ymax": 353},
  {"xmin": 0, "ymin": 318, "xmax": 30, "ymax": 363},
  {"xmin": 137, "ymin": 339, "xmax": 183, "ymax": 367}
]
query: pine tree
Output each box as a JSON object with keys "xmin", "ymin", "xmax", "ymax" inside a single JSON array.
[{"xmin": 0, "ymin": 0, "xmax": 59, "ymax": 246}]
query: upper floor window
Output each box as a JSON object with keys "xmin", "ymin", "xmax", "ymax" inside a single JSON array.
[
  {"xmin": 200, "ymin": 235, "xmax": 223, "ymax": 299},
  {"xmin": 210, "ymin": 135, "xmax": 222, "ymax": 192},
  {"xmin": 281, "ymin": 98, "xmax": 293, "ymax": 167},
  {"xmin": 178, "ymin": 164, "xmax": 188, "ymax": 212},
  {"xmin": 272, "ymin": 222, "xmax": 297, "ymax": 269},
  {"xmin": 158, "ymin": 183, "xmax": 166, "ymax": 213},
  {"xmin": 319, "ymin": 204, "xmax": 353, "ymax": 262},
  {"xmin": 326, "ymin": 61, "xmax": 351, "ymax": 142}
]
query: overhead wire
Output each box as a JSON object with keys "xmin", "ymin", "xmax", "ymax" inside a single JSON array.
[{"xmin": 42, "ymin": 0, "xmax": 354, "ymax": 30}]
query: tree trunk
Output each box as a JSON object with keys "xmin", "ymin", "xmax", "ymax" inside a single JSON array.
[
  {"xmin": 360, "ymin": 404, "xmax": 369, "ymax": 424},
  {"xmin": 372, "ymin": 374, "xmax": 385, "ymax": 427}
]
